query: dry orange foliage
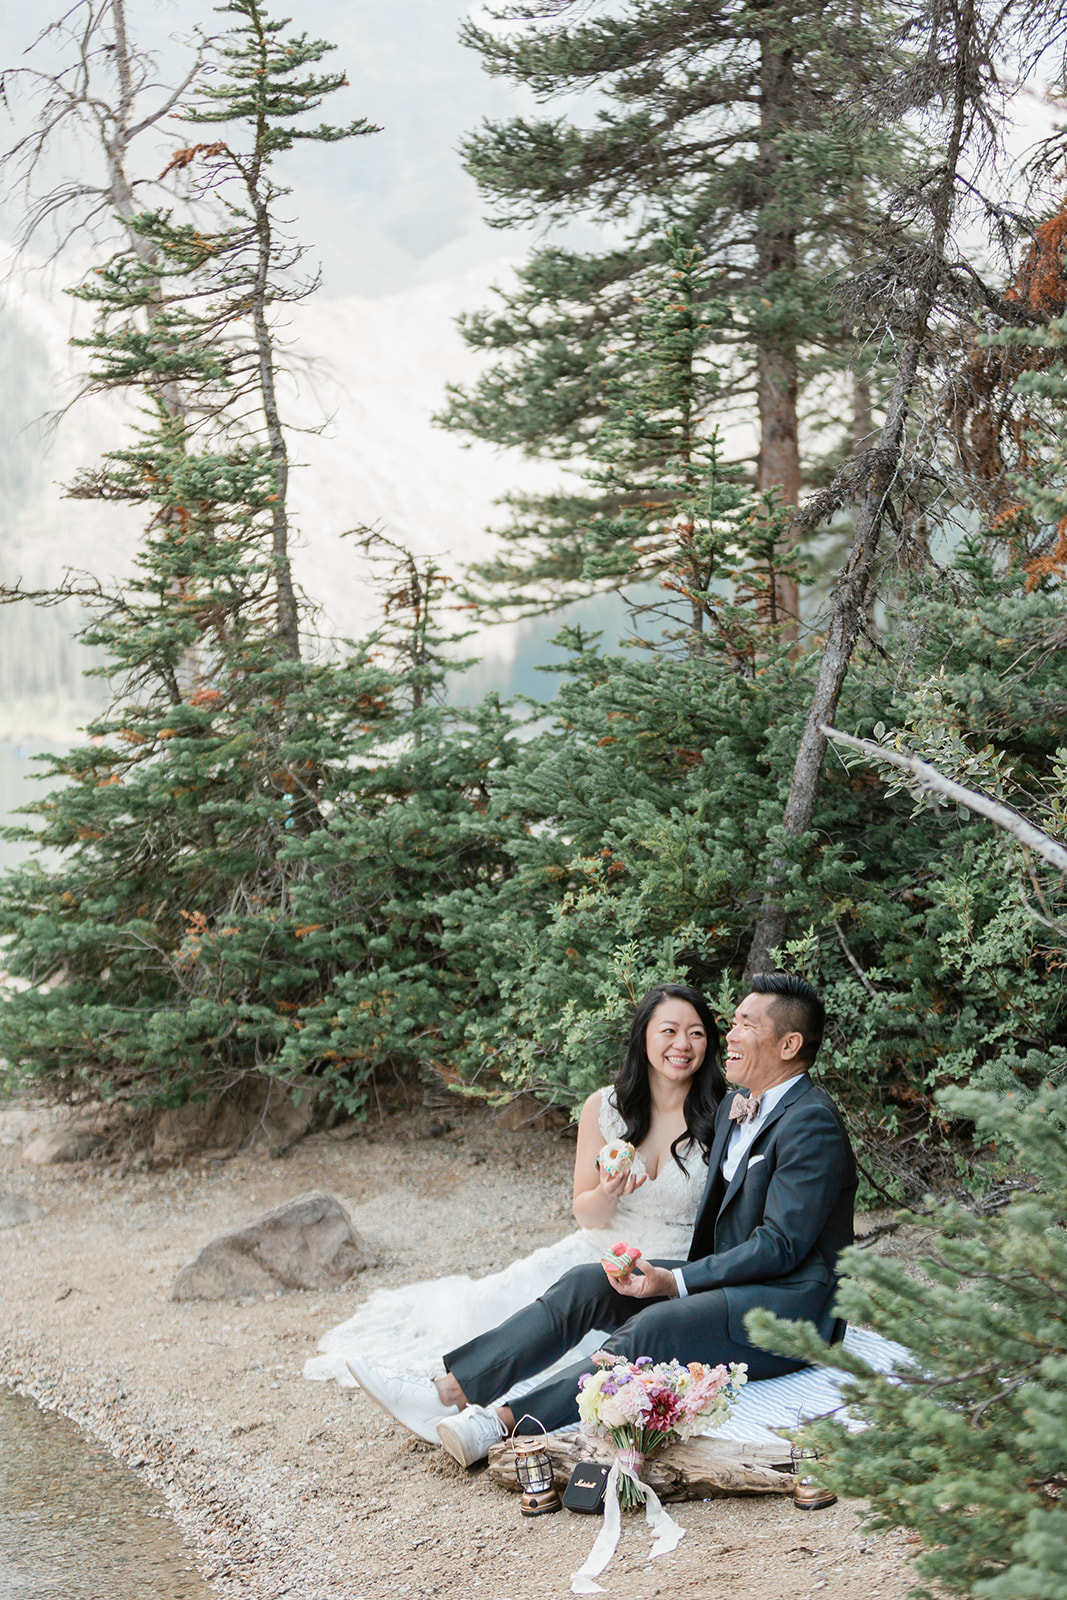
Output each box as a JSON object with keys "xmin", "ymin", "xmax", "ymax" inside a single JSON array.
[
  {"xmin": 158, "ymin": 143, "xmax": 226, "ymax": 180},
  {"xmin": 948, "ymin": 202, "xmax": 1067, "ymax": 586}
]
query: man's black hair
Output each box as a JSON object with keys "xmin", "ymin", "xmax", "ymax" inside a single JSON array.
[{"xmin": 749, "ymin": 971, "xmax": 826, "ymax": 1066}]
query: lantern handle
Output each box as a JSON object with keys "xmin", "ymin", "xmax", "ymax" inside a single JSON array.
[{"xmin": 512, "ymin": 1414, "xmax": 550, "ymax": 1439}]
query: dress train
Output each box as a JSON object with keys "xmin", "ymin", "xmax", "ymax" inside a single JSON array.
[{"xmin": 304, "ymin": 1088, "xmax": 701, "ymax": 1386}]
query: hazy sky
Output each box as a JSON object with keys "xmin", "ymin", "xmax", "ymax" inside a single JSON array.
[{"xmin": 0, "ymin": 1, "xmax": 536, "ymax": 295}]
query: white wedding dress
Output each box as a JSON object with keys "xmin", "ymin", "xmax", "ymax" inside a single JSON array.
[{"xmin": 304, "ymin": 1088, "xmax": 703, "ymax": 1388}]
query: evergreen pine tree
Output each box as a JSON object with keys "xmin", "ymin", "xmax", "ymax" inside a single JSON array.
[
  {"xmin": 742, "ymin": 0, "xmax": 1067, "ymax": 974},
  {"xmin": 958, "ymin": 233, "xmax": 1067, "ymax": 584},
  {"xmin": 0, "ymin": 2, "xmax": 389, "ymax": 1106},
  {"xmin": 475, "ymin": 231, "xmax": 800, "ymax": 657},
  {"xmin": 160, "ymin": 0, "xmax": 378, "ymax": 656},
  {"xmin": 431, "ymin": 540, "xmax": 1067, "ymax": 1187},
  {"xmin": 440, "ymin": 0, "xmax": 909, "ymax": 624}
]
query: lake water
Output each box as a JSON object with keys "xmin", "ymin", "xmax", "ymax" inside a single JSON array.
[
  {"xmin": 0, "ymin": 741, "xmax": 67, "ymax": 873},
  {"xmin": 0, "ymin": 1387, "xmax": 214, "ymax": 1599},
  {"xmin": 0, "ymin": 581, "xmax": 656, "ymax": 876}
]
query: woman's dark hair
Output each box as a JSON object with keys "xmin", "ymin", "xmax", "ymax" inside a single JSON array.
[{"xmin": 612, "ymin": 983, "xmax": 726, "ymax": 1173}]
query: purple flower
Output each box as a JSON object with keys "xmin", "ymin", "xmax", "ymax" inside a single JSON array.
[
  {"xmin": 577, "ymin": 1373, "xmax": 590, "ymax": 1389},
  {"xmin": 635, "ymin": 1356, "xmax": 654, "ymax": 1368}
]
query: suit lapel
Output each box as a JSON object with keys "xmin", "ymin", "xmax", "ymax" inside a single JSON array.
[
  {"xmin": 691, "ymin": 1099, "xmax": 733, "ymax": 1238},
  {"xmin": 717, "ymin": 1075, "xmax": 813, "ymax": 1214},
  {"xmin": 707, "ymin": 1097, "xmax": 734, "ymax": 1175}
]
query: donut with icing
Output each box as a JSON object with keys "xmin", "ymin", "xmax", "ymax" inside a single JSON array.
[
  {"xmin": 601, "ymin": 1241, "xmax": 642, "ymax": 1277},
  {"xmin": 597, "ymin": 1139, "xmax": 635, "ymax": 1178}
]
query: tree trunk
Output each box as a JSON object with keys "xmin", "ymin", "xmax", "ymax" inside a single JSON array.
[
  {"xmin": 107, "ymin": 0, "xmax": 204, "ymax": 694},
  {"xmin": 250, "ymin": 219, "xmax": 302, "ymax": 662},
  {"xmin": 745, "ymin": 349, "xmax": 919, "ymax": 976},
  {"xmin": 757, "ymin": 340, "xmax": 801, "ymax": 631},
  {"xmin": 756, "ymin": 34, "xmax": 801, "ymax": 636},
  {"xmin": 488, "ymin": 1432, "xmax": 794, "ymax": 1502},
  {"xmin": 743, "ymin": 0, "xmax": 978, "ymax": 979},
  {"xmin": 853, "ymin": 372, "xmax": 873, "ymax": 452},
  {"xmin": 107, "ymin": 0, "xmax": 196, "ymax": 426},
  {"xmin": 246, "ymin": 15, "xmax": 301, "ymax": 664}
]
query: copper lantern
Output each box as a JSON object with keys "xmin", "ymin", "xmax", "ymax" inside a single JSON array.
[{"xmin": 513, "ymin": 1436, "xmax": 562, "ymax": 1517}]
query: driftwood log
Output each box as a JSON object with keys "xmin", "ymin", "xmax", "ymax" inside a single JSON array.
[{"xmin": 488, "ymin": 1434, "xmax": 794, "ymax": 1501}]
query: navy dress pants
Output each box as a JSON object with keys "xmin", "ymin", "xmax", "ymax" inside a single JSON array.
[{"xmin": 443, "ymin": 1261, "xmax": 809, "ymax": 1434}]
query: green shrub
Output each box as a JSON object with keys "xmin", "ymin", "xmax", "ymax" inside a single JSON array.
[{"xmin": 749, "ymin": 1082, "xmax": 1067, "ymax": 1598}]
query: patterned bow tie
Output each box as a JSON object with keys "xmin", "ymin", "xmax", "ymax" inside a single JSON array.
[{"xmin": 728, "ymin": 1092, "xmax": 762, "ymax": 1125}]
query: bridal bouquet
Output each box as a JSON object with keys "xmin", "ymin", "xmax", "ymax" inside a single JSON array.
[
  {"xmin": 577, "ymin": 1350, "xmax": 747, "ymax": 1507},
  {"xmin": 570, "ymin": 1353, "xmax": 747, "ymax": 1595}
]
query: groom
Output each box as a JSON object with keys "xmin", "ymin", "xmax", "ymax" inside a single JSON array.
[{"xmin": 350, "ymin": 972, "xmax": 857, "ymax": 1469}]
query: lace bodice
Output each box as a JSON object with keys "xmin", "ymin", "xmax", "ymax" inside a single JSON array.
[{"xmin": 594, "ymin": 1088, "xmax": 706, "ymax": 1257}]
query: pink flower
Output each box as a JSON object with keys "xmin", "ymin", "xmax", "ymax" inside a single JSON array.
[
  {"xmin": 611, "ymin": 1381, "xmax": 652, "ymax": 1423},
  {"xmin": 685, "ymin": 1375, "xmax": 725, "ymax": 1411},
  {"xmin": 599, "ymin": 1380, "xmax": 651, "ymax": 1429}
]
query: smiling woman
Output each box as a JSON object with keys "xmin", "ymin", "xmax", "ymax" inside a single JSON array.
[
  {"xmin": 571, "ymin": 984, "xmax": 725, "ymax": 1233},
  {"xmin": 305, "ymin": 984, "xmax": 727, "ymax": 1397}
]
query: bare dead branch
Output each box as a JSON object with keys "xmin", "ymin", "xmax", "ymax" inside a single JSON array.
[
  {"xmin": 833, "ymin": 919, "xmax": 879, "ymax": 996},
  {"xmin": 820, "ymin": 724, "xmax": 1067, "ymax": 873},
  {"xmin": 0, "ymin": 572, "xmax": 124, "ymax": 608}
]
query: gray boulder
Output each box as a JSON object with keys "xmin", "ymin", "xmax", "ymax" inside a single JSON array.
[
  {"xmin": 0, "ymin": 1193, "xmax": 44, "ymax": 1227},
  {"xmin": 171, "ymin": 1191, "xmax": 369, "ymax": 1301}
]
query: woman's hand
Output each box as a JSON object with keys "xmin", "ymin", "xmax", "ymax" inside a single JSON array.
[
  {"xmin": 598, "ymin": 1165, "xmax": 647, "ymax": 1203},
  {"xmin": 572, "ymin": 1091, "xmax": 646, "ymax": 1230}
]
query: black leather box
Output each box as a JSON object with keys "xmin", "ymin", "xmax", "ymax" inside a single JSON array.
[{"xmin": 562, "ymin": 1462, "xmax": 610, "ymax": 1513}]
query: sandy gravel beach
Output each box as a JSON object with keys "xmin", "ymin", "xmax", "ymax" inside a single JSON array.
[{"xmin": 0, "ymin": 1093, "xmax": 927, "ymax": 1600}]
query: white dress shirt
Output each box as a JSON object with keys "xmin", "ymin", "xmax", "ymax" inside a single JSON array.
[{"xmin": 672, "ymin": 1073, "xmax": 806, "ymax": 1299}]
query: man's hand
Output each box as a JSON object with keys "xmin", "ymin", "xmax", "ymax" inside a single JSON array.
[{"xmin": 607, "ymin": 1262, "xmax": 677, "ymax": 1299}]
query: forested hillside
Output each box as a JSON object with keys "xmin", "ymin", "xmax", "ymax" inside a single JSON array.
[{"xmin": 0, "ymin": 0, "xmax": 1063, "ymax": 1208}]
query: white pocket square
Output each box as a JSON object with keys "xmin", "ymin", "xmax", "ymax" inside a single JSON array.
[{"xmin": 747, "ymin": 1153, "xmax": 766, "ymax": 1168}]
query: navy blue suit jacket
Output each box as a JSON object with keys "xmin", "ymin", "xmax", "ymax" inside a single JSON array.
[{"xmin": 683, "ymin": 1076, "xmax": 856, "ymax": 1344}]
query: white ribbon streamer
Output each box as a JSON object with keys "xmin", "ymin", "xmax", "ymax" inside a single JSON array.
[{"xmin": 570, "ymin": 1460, "xmax": 686, "ymax": 1595}]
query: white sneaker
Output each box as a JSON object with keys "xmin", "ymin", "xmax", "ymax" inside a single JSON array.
[
  {"xmin": 345, "ymin": 1356, "xmax": 458, "ymax": 1444},
  {"xmin": 436, "ymin": 1405, "xmax": 507, "ymax": 1468}
]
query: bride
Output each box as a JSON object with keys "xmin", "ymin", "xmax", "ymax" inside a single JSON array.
[{"xmin": 304, "ymin": 982, "xmax": 726, "ymax": 1388}]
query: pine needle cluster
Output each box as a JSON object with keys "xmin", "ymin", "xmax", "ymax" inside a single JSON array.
[{"xmin": 749, "ymin": 1083, "xmax": 1067, "ymax": 1598}]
